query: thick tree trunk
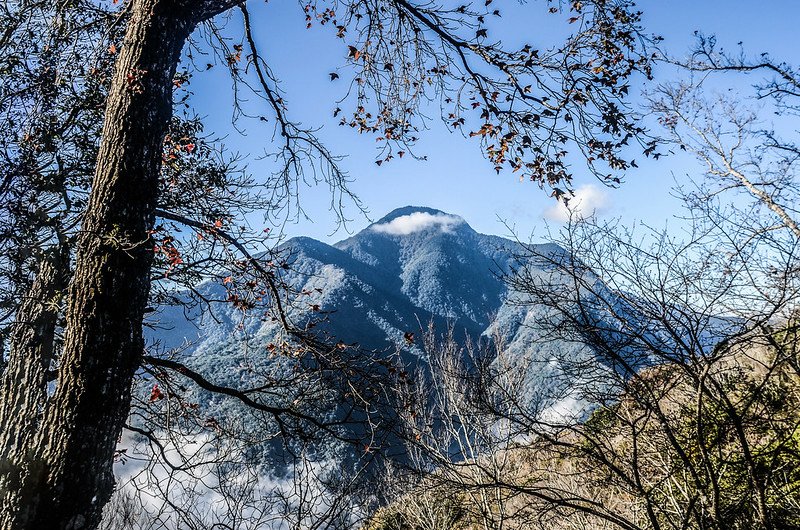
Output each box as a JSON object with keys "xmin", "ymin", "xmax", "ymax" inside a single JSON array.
[
  {"xmin": 0, "ymin": 247, "xmax": 69, "ymax": 518},
  {"xmin": 0, "ymin": 1, "xmax": 197, "ymax": 528}
]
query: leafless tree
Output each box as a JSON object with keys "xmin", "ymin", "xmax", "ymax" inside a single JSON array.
[
  {"xmin": 651, "ymin": 33, "xmax": 800, "ymax": 239},
  {"xmin": 384, "ymin": 189, "xmax": 800, "ymax": 530},
  {"xmin": 369, "ymin": 33, "xmax": 800, "ymax": 530}
]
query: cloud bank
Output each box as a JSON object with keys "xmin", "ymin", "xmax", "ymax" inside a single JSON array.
[
  {"xmin": 372, "ymin": 212, "xmax": 463, "ymax": 236},
  {"xmin": 543, "ymin": 184, "xmax": 610, "ymax": 222}
]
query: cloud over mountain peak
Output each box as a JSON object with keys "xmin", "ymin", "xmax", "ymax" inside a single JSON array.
[{"xmin": 370, "ymin": 211, "xmax": 464, "ymax": 236}]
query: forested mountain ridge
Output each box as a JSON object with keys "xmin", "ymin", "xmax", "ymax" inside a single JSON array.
[
  {"xmin": 148, "ymin": 206, "xmax": 561, "ymax": 363},
  {"xmin": 110, "ymin": 205, "xmax": 800, "ymax": 530},
  {"xmin": 142, "ymin": 206, "xmax": 599, "ymax": 458}
]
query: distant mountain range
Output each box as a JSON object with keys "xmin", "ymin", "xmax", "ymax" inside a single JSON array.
[
  {"xmin": 128, "ymin": 206, "xmax": 644, "ymax": 525},
  {"xmin": 145, "ymin": 205, "xmax": 598, "ymax": 413},
  {"xmin": 126, "ymin": 206, "xmax": 742, "ymax": 527},
  {"xmin": 150, "ymin": 207, "xmax": 563, "ymax": 348}
]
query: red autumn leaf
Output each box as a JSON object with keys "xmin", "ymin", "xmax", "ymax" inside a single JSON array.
[{"xmin": 149, "ymin": 384, "xmax": 164, "ymax": 402}]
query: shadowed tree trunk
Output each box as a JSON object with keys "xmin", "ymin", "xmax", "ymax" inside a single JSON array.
[
  {"xmin": 0, "ymin": 247, "xmax": 69, "ymax": 523},
  {"xmin": 0, "ymin": 0, "xmax": 209, "ymax": 527}
]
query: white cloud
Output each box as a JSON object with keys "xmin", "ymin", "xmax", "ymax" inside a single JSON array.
[
  {"xmin": 543, "ymin": 184, "xmax": 610, "ymax": 222},
  {"xmin": 372, "ymin": 212, "xmax": 463, "ymax": 235}
]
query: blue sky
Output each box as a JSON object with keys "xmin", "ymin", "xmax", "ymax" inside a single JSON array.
[{"xmin": 190, "ymin": 1, "xmax": 800, "ymax": 244}]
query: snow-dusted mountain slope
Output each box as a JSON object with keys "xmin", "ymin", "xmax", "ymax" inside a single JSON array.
[
  {"xmin": 144, "ymin": 206, "xmax": 605, "ymax": 408},
  {"xmin": 148, "ymin": 207, "xmax": 532, "ymax": 356}
]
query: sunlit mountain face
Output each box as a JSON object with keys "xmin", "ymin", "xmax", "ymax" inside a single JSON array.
[
  {"xmin": 130, "ymin": 206, "xmax": 649, "ymax": 524},
  {"xmin": 149, "ymin": 206, "xmax": 557, "ymax": 356},
  {"xmin": 146, "ymin": 206, "xmax": 598, "ymax": 415}
]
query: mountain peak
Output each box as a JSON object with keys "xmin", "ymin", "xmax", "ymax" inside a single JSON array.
[
  {"xmin": 369, "ymin": 206, "xmax": 467, "ymax": 236},
  {"xmin": 377, "ymin": 205, "xmax": 447, "ymax": 222}
]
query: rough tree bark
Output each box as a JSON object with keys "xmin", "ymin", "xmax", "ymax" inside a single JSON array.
[
  {"xmin": 0, "ymin": 0, "xmax": 217, "ymax": 527},
  {"xmin": 0, "ymin": 247, "xmax": 69, "ymax": 522}
]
